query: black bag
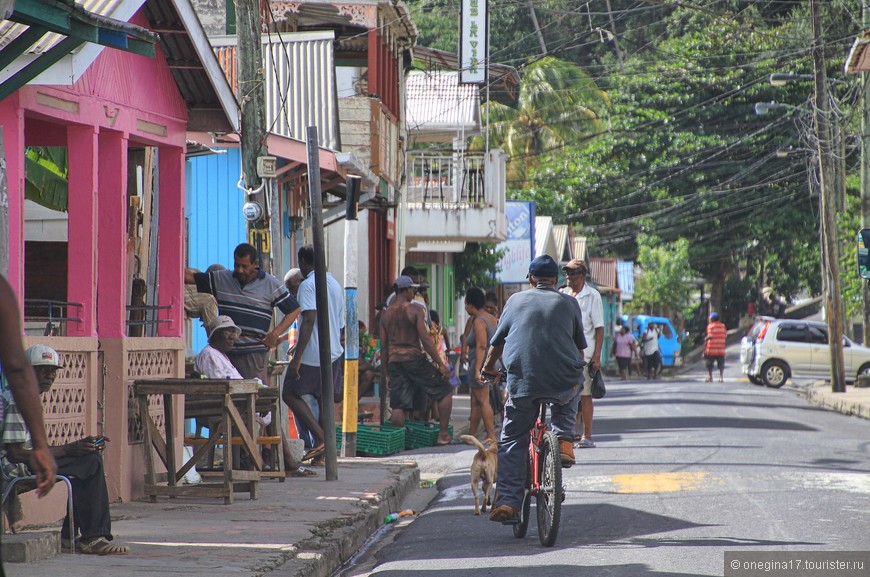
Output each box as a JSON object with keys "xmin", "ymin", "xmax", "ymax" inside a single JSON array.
[{"xmin": 590, "ymin": 368, "xmax": 606, "ymax": 399}]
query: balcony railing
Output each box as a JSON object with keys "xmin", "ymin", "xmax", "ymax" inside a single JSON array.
[
  {"xmin": 406, "ymin": 151, "xmax": 490, "ymax": 208},
  {"xmin": 24, "ymin": 300, "xmax": 83, "ymax": 336}
]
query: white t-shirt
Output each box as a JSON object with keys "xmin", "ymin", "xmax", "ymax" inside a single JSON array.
[
  {"xmin": 195, "ymin": 345, "xmax": 244, "ymax": 379},
  {"xmin": 561, "ymin": 283, "xmax": 604, "ymax": 355},
  {"xmin": 298, "ymin": 271, "xmax": 346, "ymax": 366},
  {"xmin": 642, "ymin": 327, "xmax": 661, "ymax": 355}
]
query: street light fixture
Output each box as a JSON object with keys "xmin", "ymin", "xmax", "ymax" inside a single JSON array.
[
  {"xmin": 754, "ymin": 101, "xmax": 806, "ymax": 115},
  {"xmin": 769, "ymin": 73, "xmax": 813, "ymax": 86}
]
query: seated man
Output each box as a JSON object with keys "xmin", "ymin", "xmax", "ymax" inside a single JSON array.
[
  {"xmin": 1, "ymin": 345, "xmax": 129, "ymax": 555},
  {"xmin": 196, "ymin": 316, "xmax": 315, "ymax": 477}
]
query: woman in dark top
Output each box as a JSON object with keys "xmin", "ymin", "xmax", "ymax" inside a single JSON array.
[{"xmin": 464, "ymin": 287, "xmax": 498, "ymax": 443}]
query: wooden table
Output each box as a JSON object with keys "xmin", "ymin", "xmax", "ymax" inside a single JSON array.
[{"xmin": 134, "ymin": 379, "xmax": 265, "ymax": 504}]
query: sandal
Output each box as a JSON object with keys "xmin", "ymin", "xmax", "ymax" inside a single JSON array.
[
  {"xmin": 286, "ymin": 466, "xmax": 317, "ymax": 478},
  {"xmin": 78, "ymin": 536, "xmax": 129, "ymax": 555},
  {"xmin": 302, "ymin": 444, "xmax": 325, "ymax": 462}
]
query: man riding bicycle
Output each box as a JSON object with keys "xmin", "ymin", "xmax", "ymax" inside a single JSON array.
[{"xmin": 480, "ymin": 254, "xmax": 587, "ymax": 523}]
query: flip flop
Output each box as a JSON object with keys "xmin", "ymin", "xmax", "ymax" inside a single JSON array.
[
  {"xmin": 286, "ymin": 466, "xmax": 317, "ymax": 478},
  {"xmin": 436, "ymin": 436, "xmax": 452, "ymax": 446},
  {"xmin": 302, "ymin": 444, "xmax": 325, "ymax": 462}
]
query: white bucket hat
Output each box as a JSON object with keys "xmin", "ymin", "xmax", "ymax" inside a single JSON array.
[{"xmin": 207, "ymin": 315, "xmax": 241, "ymax": 339}]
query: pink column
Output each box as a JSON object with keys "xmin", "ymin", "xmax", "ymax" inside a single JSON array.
[
  {"xmin": 0, "ymin": 96, "xmax": 25, "ymax": 298},
  {"xmin": 66, "ymin": 125, "xmax": 98, "ymax": 336},
  {"xmin": 157, "ymin": 145, "xmax": 184, "ymax": 337},
  {"xmin": 96, "ymin": 130, "xmax": 128, "ymax": 338}
]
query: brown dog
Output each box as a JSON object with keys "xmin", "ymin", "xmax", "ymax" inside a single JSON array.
[{"xmin": 460, "ymin": 434, "xmax": 498, "ymax": 515}]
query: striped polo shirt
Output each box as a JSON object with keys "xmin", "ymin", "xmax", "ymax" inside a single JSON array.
[
  {"xmin": 1, "ymin": 377, "xmax": 33, "ymax": 478},
  {"xmin": 194, "ymin": 269, "xmax": 299, "ymax": 354},
  {"xmin": 704, "ymin": 320, "xmax": 727, "ymax": 357}
]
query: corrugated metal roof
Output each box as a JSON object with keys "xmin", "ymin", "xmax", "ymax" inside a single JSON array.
[
  {"xmin": 406, "ymin": 71, "xmax": 480, "ymax": 137},
  {"xmin": 552, "ymin": 224, "xmax": 569, "ymax": 263},
  {"xmin": 589, "ymin": 257, "xmax": 617, "ymax": 289},
  {"xmin": 572, "ymin": 236, "xmax": 587, "ymax": 262},
  {"xmin": 0, "ymin": 0, "xmax": 128, "ymax": 53},
  {"xmin": 617, "ymin": 260, "xmax": 634, "ymax": 297},
  {"xmin": 534, "ymin": 215, "xmax": 553, "ymax": 260},
  {"xmin": 211, "ymin": 31, "xmax": 338, "ymax": 149},
  {"xmin": 0, "ymin": 0, "xmax": 238, "ymax": 132}
]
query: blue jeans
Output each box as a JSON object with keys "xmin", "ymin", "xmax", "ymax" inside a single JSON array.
[{"xmin": 494, "ymin": 387, "xmax": 580, "ymax": 510}]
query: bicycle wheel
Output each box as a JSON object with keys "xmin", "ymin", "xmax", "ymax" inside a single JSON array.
[
  {"xmin": 513, "ymin": 446, "xmax": 531, "ymax": 539},
  {"xmin": 536, "ymin": 431, "xmax": 562, "ymax": 547}
]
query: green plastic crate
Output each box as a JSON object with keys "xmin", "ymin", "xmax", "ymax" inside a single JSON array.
[
  {"xmin": 403, "ymin": 420, "xmax": 454, "ymax": 449},
  {"xmin": 335, "ymin": 424, "xmax": 405, "ymax": 456}
]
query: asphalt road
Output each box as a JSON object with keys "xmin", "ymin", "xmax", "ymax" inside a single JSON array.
[{"xmin": 337, "ymin": 356, "xmax": 870, "ymax": 577}]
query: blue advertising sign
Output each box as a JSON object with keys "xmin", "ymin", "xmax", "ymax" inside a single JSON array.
[{"xmin": 496, "ymin": 201, "xmax": 535, "ymax": 283}]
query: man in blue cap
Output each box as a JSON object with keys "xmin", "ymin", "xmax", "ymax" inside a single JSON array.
[{"xmin": 480, "ymin": 254, "xmax": 587, "ymax": 523}]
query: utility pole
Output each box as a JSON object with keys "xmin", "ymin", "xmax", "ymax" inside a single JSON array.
[
  {"xmin": 341, "ymin": 176, "xmax": 361, "ymax": 457},
  {"xmin": 862, "ymin": 0, "xmax": 870, "ymax": 347},
  {"xmin": 307, "ymin": 126, "xmax": 337, "ymax": 480},
  {"xmin": 811, "ymin": 0, "xmax": 846, "ymax": 393},
  {"xmin": 236, "ymin": 0, "xmax": 270, "ymax": 267}
]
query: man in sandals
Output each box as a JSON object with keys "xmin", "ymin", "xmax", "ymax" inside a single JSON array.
[{"xmin": 1, "ymin": 345, "xmax": 129, "ymax": 555}]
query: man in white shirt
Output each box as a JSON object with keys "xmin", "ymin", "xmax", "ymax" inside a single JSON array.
[
  {"xmin": 560, "ymin": 259, "xmax": 604, "ymax": 448},
  {"xmin": 642, "ymin": 323, "xmax": 662, "ymax": 380},
  {"xmin": 282, "ymin": 245, "xmax": 345, "ymax": 463}
]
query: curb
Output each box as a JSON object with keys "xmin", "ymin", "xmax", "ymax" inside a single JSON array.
[
  {"xmin": 804, "ymin": 383, "xmax": 870, "ymax": 420},
  {"xmin": 282, "ymin": 462, "xmax": 420, "ymax": 577}
]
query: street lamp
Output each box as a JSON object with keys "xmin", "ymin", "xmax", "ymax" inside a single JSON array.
[
  {"xmin": 754, "ymin": 101, "xmax": 807, "ymax": 115},
  {"xmin": 769, "ymin": 73, "xmax": 813, "ymax": 86}
]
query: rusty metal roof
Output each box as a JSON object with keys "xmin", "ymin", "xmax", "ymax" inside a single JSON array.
[{"xmin": 589, "ymin": 257, "xmax": 617, "ymax": 290}]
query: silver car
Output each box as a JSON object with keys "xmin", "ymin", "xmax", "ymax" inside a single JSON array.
[
  {"xmin": 747, "ymin": 319, "xmax": 870, "ymax": 388},
  {"xmin": 739, "ymin": 316, "xmax": 776, "ymax": 385}
]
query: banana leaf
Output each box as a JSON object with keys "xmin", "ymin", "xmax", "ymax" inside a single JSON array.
[{"xmin": 25, "ymin": 147, "xmax": 68, "ymax": 212}]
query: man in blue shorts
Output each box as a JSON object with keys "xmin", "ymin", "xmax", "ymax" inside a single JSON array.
[
  {"xmin": 379, "ymin": 275, "xmax": 453, "ymax": 445},
  {"xmin": 480, "ymin": 254, "xmax": 587, "ymax": 523}
]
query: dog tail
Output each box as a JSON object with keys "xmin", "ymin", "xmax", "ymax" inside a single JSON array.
[{"xmin": 460, "ymin": 434, "xmax": 489, "ymax": 456}]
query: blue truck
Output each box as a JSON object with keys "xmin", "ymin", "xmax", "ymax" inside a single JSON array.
[{"xmin": 622, "ymin": 315, "xmax": 682, "ymax": 367}]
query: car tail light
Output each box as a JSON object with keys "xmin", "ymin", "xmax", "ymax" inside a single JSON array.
[{"xmin": 757, "ymin": 320, "xmax": 771, "ymax": 341}]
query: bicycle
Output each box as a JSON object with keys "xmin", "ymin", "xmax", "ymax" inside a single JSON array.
[
  {"xmin": 512, "ymin": 397, "xmax": 564, "ymax": 547},
  {"xmin": 483, "ymin": 370, "xmax": 565, "ymax": 547}
]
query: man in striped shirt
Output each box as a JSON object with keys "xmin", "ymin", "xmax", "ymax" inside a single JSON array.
[
  {"xmin": 704, "ymin": 312, "xmax": 727, "ymax": 383},
  {"xmin": 186, "ymin": 243, "xmax": 300, "ymax": 384}
]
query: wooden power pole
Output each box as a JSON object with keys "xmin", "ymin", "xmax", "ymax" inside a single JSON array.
[
  {"xmin": 811, "ymin": 0, "xmax": 846, "ymax": 393},
  {"xmin": 236, "ymin": 0, "xmax": 270, "ymax": 266}
]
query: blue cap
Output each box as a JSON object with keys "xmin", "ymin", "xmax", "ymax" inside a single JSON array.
[
  {"xmin": 710, "ymin": 312, "xmax": 719, "ymax": 321},
  {"xmin": 528, "ymin": 255, "xmax": 559, "ymax": 278}
]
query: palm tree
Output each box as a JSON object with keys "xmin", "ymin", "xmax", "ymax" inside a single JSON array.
[{"xmin": 478, "ymin": 56, "xmax": 609, "ymax": 187}]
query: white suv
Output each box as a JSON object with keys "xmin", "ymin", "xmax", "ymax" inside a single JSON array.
[{"xmin": 747, "ymin": 319, "xmax": 870, "ymax": 388}]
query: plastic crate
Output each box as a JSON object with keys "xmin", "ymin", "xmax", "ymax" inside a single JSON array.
[
  {"xmin": 403, "ymin": 420, "xmax": 454, "ymax": 449},
  {"xmin": 335, "ymin": 424, "xmax": 405, "ymax": 456}
]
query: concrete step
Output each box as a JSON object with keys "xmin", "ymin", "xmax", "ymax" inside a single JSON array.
[{"xmin": 1, "ymin": 530, "xmax": 60, "ymax": 563}]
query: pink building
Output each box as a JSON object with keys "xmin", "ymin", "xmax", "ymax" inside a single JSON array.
[{"xmin": 0, "ymin": 0, "xmax": 237, "ymax": 510}]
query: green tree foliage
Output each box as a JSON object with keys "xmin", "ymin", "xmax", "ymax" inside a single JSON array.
[
  {"xmin": 407, "ymin": 0, "xmax": 862, "ymax": 312},
  {"xmin": 475, "ymin": 56, "xmax": 608, "ymax": 187},
  {"xmin": 625, "ymin": 235, "xmax": 698, "ymax": 324},
  {"xmin": 453, "ymin": 242, "xmax": 505, "ymax": 298}
]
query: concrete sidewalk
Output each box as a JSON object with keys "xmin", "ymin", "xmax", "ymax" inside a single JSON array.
[
  {"xmin": 4, "ymin": 457, "xmax": 423, "ymax": 577},
  {"xmin": 804, "ymin": 381, "xmax": 870, "ymax": 420}
]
